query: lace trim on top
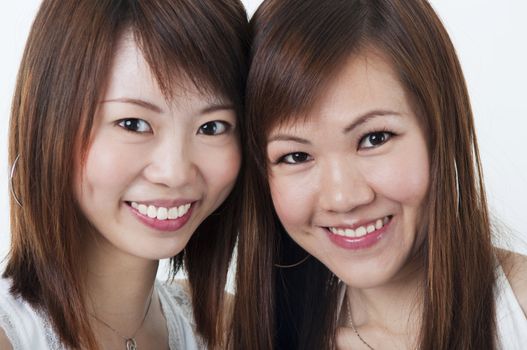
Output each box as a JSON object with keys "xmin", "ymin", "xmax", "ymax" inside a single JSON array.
[
  {"xmin": 0, "ymin": 312, "xmax": 23, "ymax": 350},
  {"xmin": 156, "ymin": 280, "xmax": 207, "ymax": 349},
  {"xmin": 0, "ymin": 279, "xmax": 204, "ymax": 350},
  {"xmin": 36, "ymin": 308, "xmax": 63, "ymax": 349},
  {"xmin": 0, "ymin": 281, "xmax": 63, "ymax": 349}
]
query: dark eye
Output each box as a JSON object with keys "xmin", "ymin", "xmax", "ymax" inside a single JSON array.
[
  {"xmin": 280, "ymin": 152, "xmax": 312, "ymax": 165},
  {"xmin": 198, "ymin": 121, "xmax": 231, "ymax": 136},
  {"xmin": 117, "ymin": 118, "xmax": 152, "ymax": 133},
  {"xmin": 359, "ymin": 132, "xmax": 393, "ymax": 149}
]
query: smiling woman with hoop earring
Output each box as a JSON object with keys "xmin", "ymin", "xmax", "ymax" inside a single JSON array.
[{"xmin": 0, "ymin": 1, "xmax": 248, "ymax": 349}]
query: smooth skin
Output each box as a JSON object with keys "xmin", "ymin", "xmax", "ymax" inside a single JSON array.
[
  {"xmin": 1, "ymin": 32, "xmax": 240, "ymax": 349},
  {"xmin": 77, "ymin": 33, "xmax": 240, "ymax": 349},
  {"xmin": 266, "ymin": 47, "xmax": 527, "ymax": 349}
]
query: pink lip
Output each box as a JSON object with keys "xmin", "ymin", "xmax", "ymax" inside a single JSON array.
[
  {"xmin": 326, "ymin": 216, "xmax": 393, "ymax": 250},
  {"xmin": 127, "ymin": 203, "xmax": 194, "ymax": 232}
]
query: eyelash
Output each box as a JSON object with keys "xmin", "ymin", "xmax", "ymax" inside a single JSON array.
[
  {"xmin": 115, "ymin": 119, "xmax": 234, "ymax": 136},
  {"xmin": 197, "ymin": 120, "xmax": 232, "ymax": 136},
  {"xmin": 116, "ymin": 118, "xmax": 152, "ymax": 134},
  {"xmin": 357, "ymin": 128, "xmax": 395, "ymax": 150},
  {"xmin": 273, "ymin": 128, "xmax": 396, "ymax": 165},
  {"xmin": 275, "ymin": 152, "xmax": 312, "ymax": 165}
]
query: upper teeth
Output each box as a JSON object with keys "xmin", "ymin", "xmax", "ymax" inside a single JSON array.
[
  {"xmin": 329, "ymin": 216, "xmax": 390, "ymax": 238},
  {"xmin": 130, "ymin": 202, "xmax": 191, "ymax": 220}
]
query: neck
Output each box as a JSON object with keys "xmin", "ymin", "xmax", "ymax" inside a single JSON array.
[
  {"xmin": 346, "ymin": 261, "xmax": 424, "ymax": 336},
  {"xmin": 81, "ymin": 232, "xmax": 160, "ymax": 335}
]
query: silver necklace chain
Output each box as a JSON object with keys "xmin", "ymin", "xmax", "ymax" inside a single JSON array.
[
  {"xmin": 346, "ymin": 295, "xmax": 375, "ymax": 350},
  {"xmin": 89, "ymin": 288, "xmax": 154, "ymax": 350}
]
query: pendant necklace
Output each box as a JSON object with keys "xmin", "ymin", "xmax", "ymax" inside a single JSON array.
[
  {"xmin": 346, "ymin": 293, "xmax": 375, "ymax": 350},
  {"xmin": 89, "ymin": 287, "xmax": 154, "ymax": 350}
]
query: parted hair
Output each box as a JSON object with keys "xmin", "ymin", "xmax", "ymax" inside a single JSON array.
[
  {"xmin": 231, "ymin": 0, "xmax": 496, "ymax": 349},
  {"xmin": 5, "ymin": 0, "xmax": 248, "ymax": 348}
]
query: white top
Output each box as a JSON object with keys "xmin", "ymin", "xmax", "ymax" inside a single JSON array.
[
  {"xmin": 495, "ymin": 265, "xmax": 527, "ymax": 349},
  {"xmin": 337, "ymin": 265, "xmax": 527, "ymax": 349},
  {"xmin": 0, "ymin": 278, "xmax": 206, "ymax": 349}
]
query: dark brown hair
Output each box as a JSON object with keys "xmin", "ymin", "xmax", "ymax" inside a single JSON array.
[
  {"xmin": 5, "ymin": 0, "xmax": 248, "ymax": 348},
  {"xmin": 231, "ymin": 0, "xmax": 495, "ymax": 349}
]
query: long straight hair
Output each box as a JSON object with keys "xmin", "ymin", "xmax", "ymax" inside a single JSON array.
[
  {"xmin": 231, "ymin": 0, "xmax": 495, "ymax": 349},
  {"xmin": 5, "ymin": 0, "xmax": 248, "ymax": 348}
]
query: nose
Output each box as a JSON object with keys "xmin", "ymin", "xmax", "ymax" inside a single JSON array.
[
  {"xmin": 318, "ymin": 157, "xmax": 375, "ymax": 213},
  {"xmin": 143, "ymin": 136, "xmax": 197, "ymax": 189}
]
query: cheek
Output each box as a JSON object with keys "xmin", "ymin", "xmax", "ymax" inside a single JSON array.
[
  {"xmin": 366, "ymin": 142, "xmax": 430, "ymax": 206},
  {"xmin": 75, "ymin": 137, "xmax": 141, "ymax": 204},
  {"xmin": 201, "ymin": 143, "xmax": 241, "ymax": 196},
  {"xmin": 269, "ymin": 174, "xmax": 311, "ymax": 229}
]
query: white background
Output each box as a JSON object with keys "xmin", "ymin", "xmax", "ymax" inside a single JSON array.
[{"xmin": 1, "ymin": 0, "xmax": 526, "ymax": 273}]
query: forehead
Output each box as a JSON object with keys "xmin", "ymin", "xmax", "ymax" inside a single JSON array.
[
  {"xmin": 104, "ymin": 33, "xmax": 226, "ymax": 106},
  {"xmin": 268, "ymin": 48, "xmax": 412, "ymax": 135}
]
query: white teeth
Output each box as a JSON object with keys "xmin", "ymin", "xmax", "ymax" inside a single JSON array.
[
  {"xmin": 138, "ymin": 204, "xmax": 148, "ymax": 215},
  {"xmin": 168, "ymin": 207, "xmax": 179, "ymax": 220},
  {"xmin": 344, "ymin": 229, "xmax": 354, "ymax": 237},
  {"xmin": 131, "ymin": 201, "xmax": 192, "ymax": 220},
  {"xmin": 355, "ymin": 226, "xmax": 367, "ymax": 237},
  {"xmin": 329, "ymin": 216, "xmax": 390, "ymax": 238},
  {"xmin": 157, "ymin": 207, "xmax": 168, "ymax": 220},
  {"xmin": 147, "ymin": 205, "xmax": 157, "ymax": 218},
  {"xmin": 178, "ymin": 204, "xmax": 187, "ymax": 217}
]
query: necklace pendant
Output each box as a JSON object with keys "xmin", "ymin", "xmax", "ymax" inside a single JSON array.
[{"xmin": 126, "ymin": 338, "xmax": 137, "ymax": 350}]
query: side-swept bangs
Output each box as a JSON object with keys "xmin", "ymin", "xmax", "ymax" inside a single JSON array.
[
  {"xmin": 240, "ymin": 0, "xmax": 495, "ymax": 349},
  {"xmin": 247, "ymin": 0, "xmax": 451, "ymax": 175},
  {"xmin": 129, "ymin": 1, "xmax": 248, "ymax": 109},
  {"xmin": 6, "ymin": 0, "xmax": 248, "ymax": 348}
]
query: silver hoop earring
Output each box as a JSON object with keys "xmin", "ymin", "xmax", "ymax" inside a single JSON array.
[{"xmin": 10, "ymin": 154, "xmax": 23, "ymax": 207}]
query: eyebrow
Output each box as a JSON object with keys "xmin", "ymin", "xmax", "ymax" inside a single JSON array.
[
  {"xmin": 101, "ymin": 98, "xmax": 163, "ymax": 113},
  {"xmin": 200, "ymin": 103, "xmax": 235, "ymax": 115},
  {"xmin": 100, "ymin": 98, "xmax": 234, "ymax": 115},
  {"xmin": 343, "ymin": 110, "xmax": 401, "ymax": 134},
  {"xmin": 267, "ymin": 134, "xmax": 312, "ymax": 144},
  {"xmin": 267, "ymin": 110, "xmax": 401, "ymax": 144}
]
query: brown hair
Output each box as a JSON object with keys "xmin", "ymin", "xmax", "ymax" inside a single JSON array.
[
  {"xmin": 5, "ymin": 0, "xmax": 248, "ymax": 348},
  {"xmin": 231, "ymin": 0, "xmax": 495, "ymax": 349}
]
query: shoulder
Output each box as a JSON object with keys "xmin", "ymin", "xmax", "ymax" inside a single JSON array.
[
  {"xmin": 157, "ymin": 279, "xmax": 208, "ymax": 349},
  {"xmin": 0, "ymin": 327, "xmax": 13, "ymax": 350},
  {"xmin": 0, "ymin": 278, "xmax": 54, "ymax": 350},
  {"xmin": 0, "ymin": 278, "xmax": 13, "ymax": 297},
  {"xmin": 0, "ymin": 277, "xmax": 21, "ymax": 320},
  {"xmin": 159, "ymin": 279, "xmax": 192, "ymax": 305},
  {"xmin": 496, "ymin": 248, "xmax": 527, "ymax": 314},
  {"xmin": 0, "ymin": 279, "xmax": 20, "ymax": 349},
  {"xmin": 157, "ymin": 279, "xmax": 195, "ymax": 323},
  {"xmin": 0, "ymin": 278, "xmax": 30, "ymax": 316}
]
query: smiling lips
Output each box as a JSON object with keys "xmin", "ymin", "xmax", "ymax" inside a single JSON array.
[
  {"xmin": 128, "ymin": 201, "xmax": 194, "ymax": 232},
  {"xmin": 326, "ymin": 215, "xmax": 392, "ymax": 250},
  {"xmin": 328, "ymin": 216, "xmax": 390, "ymax": 238},
  {"xmin": 130, "ymin": 201, "xmax": 191, "ymax": 220}
]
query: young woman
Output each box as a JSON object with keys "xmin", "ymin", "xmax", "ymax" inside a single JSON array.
[
  {"xmin": 231, "ymin": 0, "xmax": 527, "ymax": 349},
  {"xmin": 0, "ymin": 0, "xmax": 247, "ymax": 349}
]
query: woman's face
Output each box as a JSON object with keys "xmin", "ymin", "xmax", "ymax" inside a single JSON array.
[
  {"xmin": 267, "ymin": 49, "xmax": 429, "ymax": 288},
  {"xmin": 74, "ymin": 35, "xmax": 240, "ymax": 261}
]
